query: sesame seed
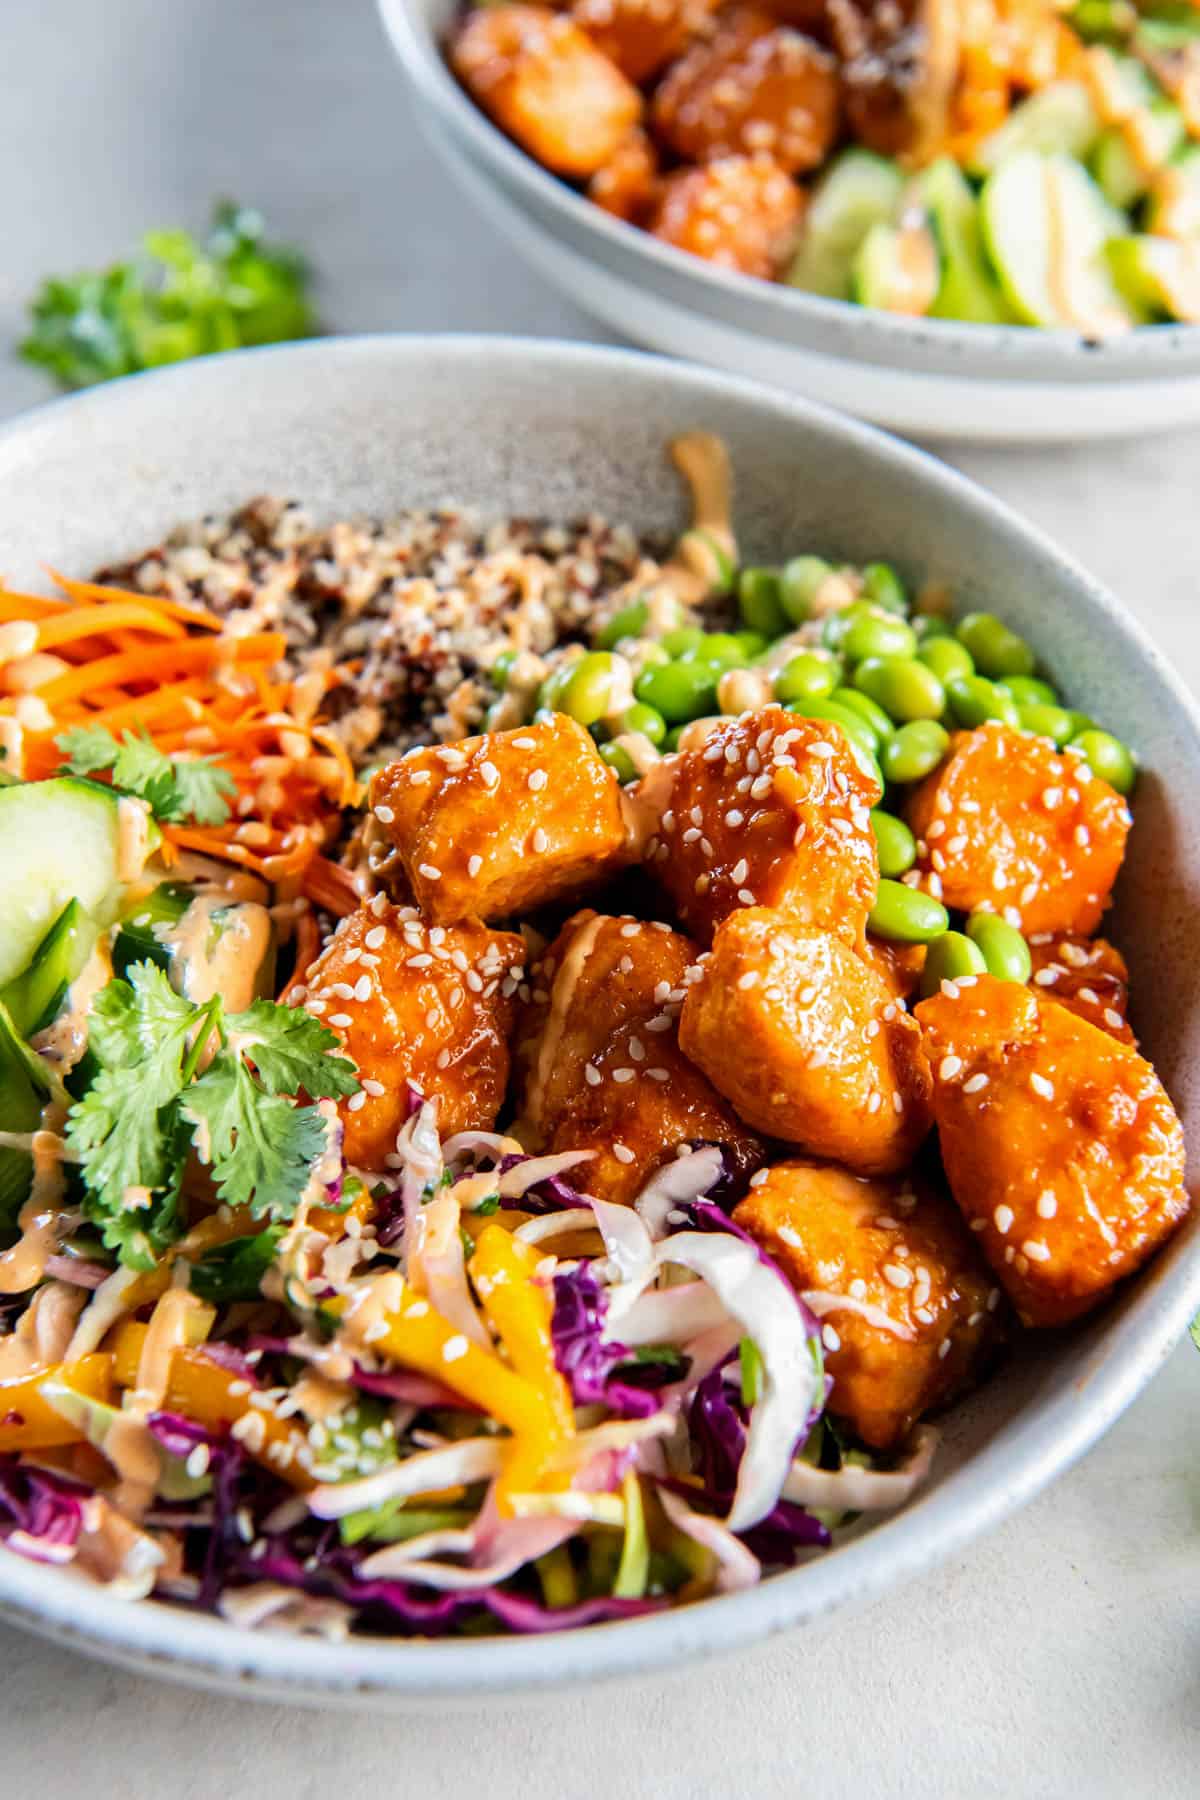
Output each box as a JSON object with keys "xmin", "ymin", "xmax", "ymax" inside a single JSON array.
[
  {"xmin": 442, "ymin": 1335, "xmax": 469, "ymax": 1363},
  {"xmin": 892, "ymin": 1092, "xmax": 904, "ymax": 1113},
  {"xmin": 620, "ymin": 922, "xmax": 642, "ymax": 938},
  {"xmin": 939, "ymin": 1055, "xmax": 963, "ymax": 1080},
  {"xmin": 1023, "ymin": 1239, "xmax": 1051, "ymax": 1263},
  {"xmin": 737, "ymin": 888, "xmax": 756, "ymax": 905},
  {"xmin": 1074, "ymin": 824, "xmax": 1090, "ymax": 847},
  {"xmin": 1034, "ymin": 968, "xmax": 1060, "ymax": 986},
  {"xmin": 531, "ymin": 828, "xmax": 548, "ymax": 854},
  {"xmin": 528, "ymin": 769, "xmax": 548, "ymax": 792},
  {"xmin": 346, "ymin": 1091, "xmax": 366, "ymax": 1113},
  {"xmin": 354, "ymin": 974, "xmax": 372, "ymax": 1002},
  {"xmin": 418, "ymin": 863, "xmax": 442, "ymax": 881},
  {"xmin": 480, "ymin": 761, "xmax": 500, "ymax": 788},
  {"xmin": 727, "ymin": 809, "xmax": 744, "ymax": 827},
  {"xmin": 737, "ymin": 971, "xmax": 760, "ymax": 990},
  {"xmin": 963, "ymin": 1073, "xmax": 989, "ymax": 1095},
  {"xmin": 937, "ymin": 1338, "xmax": 952, "ymax": 1360},
  {"xmin": 365, "ymin": 926, "xmax": 387, "ymax": 950},
  {"xmin": 987, "ymin": 1287, "xmax": 1001, "ymax": 1311},
  {"xmin": 513, "ymin": 736, "xmax": 536, "ymax": 750},
  {"xmin": 613, "ymin": 1144, "xmax": 635, "ymax": 1165},
  {"xmin": 1037, "ymin": 1190, "xmax": 1057, "ymax": 1218},
  {"xmin": 584, "ymin": 1065, "xmax": 601, "ymax": 1087},
  {"xmin": 821, "ymin": 1324, "xmax": 841, "ymax": 1353},
  {"xmin": 362, "ymin": 1078, "xmax": 385, "ymax": 1097},
  {"xmin": 1104, "ymin": 1007, "xmax": 1124, "ymax": 1029},
  {"xmin": 374, "ymin": 804, "xmax": 395, "ymax": 824},
  {"xmin": 730, "ymin": 858, "xmax": 749, "ymax": 885},
  {"xmin": 629, "ymin": 1037, "xmax": 645, "ymax": 1061},
  {"xmin": 914, "ymin": 1306, "xmax": 934, "ymax": 1326},
  {"xmin": 648, "ymin": 1068, "xmax": 669, "ymax": 1082},
  {"xmin": 994, "ymin": 1205, "xmax": 1014, "ymax": 1234},
  {"xmin": 1030, "ymin": 1073, "xmax": 1054, "ymax": 1099},
  {"xmin": 328, "ymin": 1012, "xmax": 353, "ymax": 1028},
  {"xmin": 612, "ymin": 1068, "xmax": 635, "ymax": 1084},
  {"xmin": 883, "ymin": 1264, "xmax": 912, "ymax": 1289}
]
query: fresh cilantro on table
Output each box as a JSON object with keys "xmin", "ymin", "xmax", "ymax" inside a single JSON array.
[
  {"xmin": 65, "ymin": 962, "xmax": 358, "ymax": 1269},
  {"xmin": 20, "ymin": 201, "xmax": 317, "ymax": 391},
  {"xmin": 56, "ymin": 722, "xmax": 237, "ymax": 827}
]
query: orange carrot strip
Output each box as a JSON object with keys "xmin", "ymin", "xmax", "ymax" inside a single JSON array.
[
  {"xmin": 0, "ymin": 588, "xmax": 69, "ymax": 621},
  {"xmin": 301, "ymin": 855, "xmax": 361, "ymax": 917},
  {"xmin": 29, "ymin": 631, "xmax": 286, "ymax": 709},
  {"xmin": 35, "ymin": 604, "xmax": 184, "ymax": 649},
  {"xmin": 49, "ymin": 570, "xmax": 224, "ymax": 632},
  {"xmin": 55, "ymin": 685, "xmax": 212, "ymax": 737}
]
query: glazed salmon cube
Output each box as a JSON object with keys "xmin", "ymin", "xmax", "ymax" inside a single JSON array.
[
  {"xmin": 369, "ymin": 714, "xmax": 630, "ymax": 925},
  {"xmin": 303, "ymin": 901, "xmax": 525, "ymax": 1170},
  {"xmin": 588, "ymin": 128, "xmax": 660, "ymax": 222},
  {"xmin": 651, "ymin": 7, "xmax": 840, "ymax": 172},
  {"xmin": 515, "ymin": 909, "xmax": 699, "ymax": 1137},
  {"xmin": 915, "ymin": 975, "xmax": 1188, "ymax": 1327},
  {"xmin": 635, "ymin": 705, "xmax": 879, "ymax": 944},
  {"xmin": 572, "ymin": 0, "xmax": 717, "ymax": 84},
  {"xmin": 546, "ymin": 1023, "xmax": 763, "ymax": 1204},
  {"xmin": 735, "ymin": 1160, "xmax": 1004, "ymax": 1449},
  {"xmin": 647, "ymin": 155, "xmax": 804, "ymax": 276},
  {"xmin": 905, "ymin": 724, "xmax": 1131, "ymax": 935},
  {"xmin": 452, "ymin": 4, "xmax": 643, "ymax": 177},
  {"xmin": 1027, "ymin": 932, "xmax": 1134, "ymax": 1044},
  {"xmin": 679, "ymin": 909, "xmax": 933, "ymax": 1173}
]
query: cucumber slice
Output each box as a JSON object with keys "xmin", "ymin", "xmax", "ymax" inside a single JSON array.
[
  {"xmin": 980, "ymin": 152, "xmax": 1140, "ymax": 332},
  {"xmin": 0, "ymin": 900, "xmax": 99, "ymax": 1039},
  {"xmin": 851, "ymin": 220, "xmax": 939, "ymax": 316},
  {"xmin": 1107, "ymin": 234, "xmax": 1200, "ymax": 320},
  {"xmin": 115, "ymin": 881, "xmax": 276, "ymax": 1005},
  {"xmin": 0, "ymin": 998, "xmax": 55, "ymax": 1239},
  {"xmin": 0, "ymin": 777, "xmax": 160, "ymax": 989},
  {"xmin": 113, "ymin": 881, "xmax": 193, "ymax": 979},
  {"xmin": 1091, "ymin": 102, "xmax": 1185, "ymax": 209},
  {"xmin": 787, "ymin": 150, "xmax": 905, "ymax": 299},
  {"xmin": 914, "ymin": 159, "xmax": 1015, "ymax": 324},
  {"xmin": 1145, "ymin": 142, "xmax": 1200, "ymax": 238},
  {"xmin": 968, "ymin": 82, "xmax": 1101, "ymax": 177}
]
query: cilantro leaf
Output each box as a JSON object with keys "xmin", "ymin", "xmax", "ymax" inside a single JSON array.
[
  {"xmin": 225, "ymin": 999, "xmax": 359, "ymax": 1099},
  {"xmin": 68, "ymin": 1069, "xmax": 192, "ymax": 1268},
  {"xmin": 110, "ymin": 730, "xmax": 178, "ymax": 819},
  {"xmin": 1190, "ymin": 1311, "xmax": 1200, "ymax": 1353},
  {"xmin": 189, "ymin": 1227, "xmax": 284, "ymax": 1304},
  {"xmin": 167, "ymin": 756, "xmax": 236, "ymax": 827},
  {"xmin": 55, "ymin": 722, "xmax": 122, "ymax": 776},
  {"xmin": 183, "ymin": 1051, "xmax": 331, "ymax": 1219}
]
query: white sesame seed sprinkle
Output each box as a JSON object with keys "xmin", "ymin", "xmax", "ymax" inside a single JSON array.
[
  {"xmin": 994, "ymin": 1204, "xmax": 1014, "ymax": 1234},
  {"xmin": 374, "ymin": 804, "xmax": 395, "ymax": 825}
]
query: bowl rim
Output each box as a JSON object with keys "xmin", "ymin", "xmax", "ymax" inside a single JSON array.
[
  {"xmin": 1, "ymin": 331, "xmax": 1198, "ymax": 1703},
  {"xmin": 376, "ymin": 0, "xmax": 1200, "ymax": 379}
]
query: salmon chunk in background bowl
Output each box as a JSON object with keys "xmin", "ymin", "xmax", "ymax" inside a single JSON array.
[
  {"xmin": 379, "ymin": 0, "xmax": 1200, "ymax": 440},
  {"xmin": 0, "ymin": 335, "xmax": 1196, "ymax": 1707}
]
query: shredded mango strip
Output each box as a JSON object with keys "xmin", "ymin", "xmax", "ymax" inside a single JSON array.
[
  {"xmin": 0, "ymin": 1355, "xmax": 113, "ymax": 1452},
  {"xmin": 308, "ymin": 1179, "xmax": 373, "ymax": 1241},
  {"xmin": 469, "ymin": 1226, "xmax": 574, "ymax": 1436}
]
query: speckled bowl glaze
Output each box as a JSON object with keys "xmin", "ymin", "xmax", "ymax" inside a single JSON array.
[
  {"xmin": 378, "ymin": 0, "xmax": 1200, "ymax": 443},
  {"xmin": 0, "ymin": 337, "xmax": 1196, "ymax": 1707}
]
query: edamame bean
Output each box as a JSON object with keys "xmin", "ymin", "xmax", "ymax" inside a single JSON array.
[
  {"xmin": 617, "ymin": 701, "xmax": 667, "ymax": 746},
  {"xmin": 913, "ymin": 614, "xmax": 952, "ymax": 643},
  {"xmin": 880, "ymin": 720, "xmax": 950, "ymax": 784},
  {"xmin": 489, "ymin": 648, "xmax": 519, "ymax": 689},
  {"xmin": 780, "ymin": 555, "xmax": 832, "ymax": 625},
  {"xmin": 868, "ymin": 880, "xmax": 949, "ymax": 943},
  {"xmin": 860, "ymin": 562, "xmax": 909, "ymax": 615},
  {"xmin": 634, "ymin": 657, "xmax": 717, "ymax": 724},
  {"xmin": 734, "ymin": 630, "xmax": 769, "ymax": 659},
  {"xmin": 774, "ymin": 652, "xmax": 837, "ymax": 705},
  {"xmin": 830, "ymin": 687, "xmax": 894, "ymax": 747},
  {"xmin": 871, "ymin": 810, "xmax": 916, "ymax": 877},
  {"xmin": 997, "ymin": 675, "xmax": 1058, "ymax": 707},
  {"xmin": 919, "ymin": 931, "xmax": 987, "ymax": 998},
  {"xmin": 854, "ymin": 656, "xmax": 946, "ymax": 723},
  {"xmin": 793, "ymin": 699, "xmax": 884, "ymax": 787},
  {"xmin": 663, "ymin": 726, "xmax": 684, "ymax": 753},
  {"xmin": 738, "ymin": 568, "xmax": 787, "ymax": 639},
  {"xmin": 597, "ymin": 598, "xmax": 651, "ymax": 651},
  {"xmin": 560, "ymin": 651, "xmax": 620, "ymax": 726},
  {"xmin": 687, "ymin": 632, "xmax": 746, "ymax": 672},
  {"xmin": 842, "ymin": 612, "xmax": 918, "ymax": 662},
  {"xmin": 956, "ymin": 611, "xmax": 1035, "ymax": 679},
  {"xmin": 661, "ymin": 625, "xmax": 705, "ymax": 658},
  {"xmin": 599, "ymin": 742, "xmax": 638, "ymax": 784},
  {"xmin": 537, "ymin": 660, "xmax": 577, "ymax": 713},
  {"xmin": 918, "ymin": 638, "xmax": 973, "ymax": 684},
  {"xmin": 1069, "ymin": 728, "xmax": 1136, "ymax": 795},
  {"xmin": 1016, "ymin": 701, "xmax": 1075, "ymax": 747},
  {"xmin": 945, "ymin": 675, "xmax": 1020, "ymax": 729},
  {"xmin": 966, "ymin": 911, "xmax": 1032, "ymax": 983}
]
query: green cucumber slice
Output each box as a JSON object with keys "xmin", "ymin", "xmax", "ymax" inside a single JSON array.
[
  {"xmin": 980, "ymin": 152, "xmax": 1140, "ymax": 331},
  {"xmin": 113, "ymin": 881, "xmax": 193, "ymax": 979},
  {"xmin": 1090, "ymin": 101, "xmax": 1185, "ymax": 208},
  {"xmin": 914, "ymin": 159, "xmax": 1015, "ymax": 324},
  {"xmin": 850, "ymin": 220, "xmax": 939, "ymax": 315},
  {"xmin": 0, "ymin": 777, "xmax": 161, "ymax": 989},
  {"xmin": 0, "ymin": 899, "xmax": 99, "ymax": 1038},
  {"xmin": 787, "ymin": 150, "xmax": 905, "ymax": 299},
  {"xmin": 0, "ymin": 998, "xmax": 55, "ymax": 1239},
  {"xmin": 1145, "ymin": 142, "xmax": 1200, "ymax": 238},
  {"xmin": 968, "ymin": 82, "xmax": 1101, "ymax": 177},
  {"xmin": 1107, "ymin": 233, "xmax": 1200, "ymax": 320}
]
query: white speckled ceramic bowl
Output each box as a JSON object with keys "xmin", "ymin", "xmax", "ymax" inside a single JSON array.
[
  {"xmin": 377, "ymin": 0, "xmax": 1200, "ymax": 443},
  {"xmin": 0, "ymin": 337, "xmax": 1197, "ymax": 1706}
]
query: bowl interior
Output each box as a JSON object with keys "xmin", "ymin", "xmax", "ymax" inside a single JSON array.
[{"xmin": 0, "ymin": 336, "xmax": 1197, "ymax": 1702}]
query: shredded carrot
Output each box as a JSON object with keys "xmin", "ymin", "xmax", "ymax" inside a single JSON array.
[
  {"xmin": 48, "ymin": 569, "xmax": 224, "ymax": 632},
  {"xmin": 17, "ymin": 631, "xmax": 285, "ymax": 711},
  {"xmin": 35, "ymin": 602, "xmax": 185, "ymax": 649},
  {"xmin": 0, "ymin": 588, "xmax": 69, "ymax": 621},
  {"xmin": 302, "ymin": 855, "xmax": 361, "ymax": 917}
]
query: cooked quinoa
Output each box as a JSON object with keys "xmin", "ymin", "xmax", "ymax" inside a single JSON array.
[{"xmin": 97, "ymin": 497, "xmax": 672, "ymax": 768}]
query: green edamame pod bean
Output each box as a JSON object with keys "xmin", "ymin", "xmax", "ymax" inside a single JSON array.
[
  {"xmin": 913, "ymin": 613, "xmax": 952, "ymax": 643},
  {"xmin": 853, "ymin": 656, "xmax": 945, "ymax": 723},
  {"xmin": 489, "ymin": 648, "xmax": 519, "ymax": 689},
  {"xmin": 1016, "ymin": 701, "xmax": 1075, "ymax": 747},
  {"xmin": 918, "ymin": 638, "xmax": 974, "ymax": 684},
  {"xmin": 793, "ymin": 699, "xmax": 883, "ymax": 788},
  {"xmin": 860, "ymin": 562, "xmax": 909, "ymax": 615},
  {"xmin": 879, "ymin": 720, "xmax": 950, "ymax": 784},
  {"xmin": 842, "ymin": 612, "xmax": 917, "ymax": 663},
  {"xmin": 830, "ymin": 688, "xmax": 895, "ymax": 747},
  {"xmin": 634, "ymin": 658, "xmax": 717, "ymax": 724},
  {"xmin": 945, "ymin": 675, "xmax": 1020, "ymax": 729},
  {"xmin": 780, "ymin": 555, "xmax": 832, "ymax": 625},
  {"xmin": 1069, "ymin": 728, "xmax": 1136, "ymax": 795},
  {"xmin": 868, "ymin": 879, "xmax": 950, "ymax": 943},
  {"xmin": 734, "ymin": 630, "xmax": 769, "ymax": 659},
  {"xmin": 663, "ymin": 726, "xmax": 685, "ymax": 753},
  {"xmin": 537, "ymin": 659, "xmax": 577, "ymax": 713},
  {"xmin": 597, "ymin": 598, "xmax": 651, "ymax": 650},
  {"xmin": 618, "ymin": 701, "xmax": 667, "ymax": 746},
  {"xmin": 688, "ymin": 632, "xmax": 746, "ymax": 672},
  {"xmin": 956, "ymin": 611, "xmax": 1035, "ymax": 679},
  {"xmin": 559, "ymin": 651, "xmax": 620, "ymax": 727},
  {"xmin": 919, "ymin": 930, "xmax": 988, "ymax": 998},
  {"xmin": 599, "ymin": 742, "xmax": 638, "ymax": 784},
  {"xmin": 738, "ymin": 568, "xmax": 787, "ymax": 639},
  {"xmin": 871, "ymin": 810, "xmax": 917, "ymax": 878},
  {"xmin": 997, "ymin": 675, "xmax": 1058, "ymax": 707},
  {"xmin": 774, "ymin": 653, "xmax": 837, "ymax": 705},
  {"xmin": 966, "ymin": 911, "xmax": 1032, "ymax": 983},
  {"xmin": 661, "ymin": 625, "xmax": 705, "ymax": 658},
  {"xmin": 1067, "ymin": 711, "xmax": 1095, "ymax": 738}
]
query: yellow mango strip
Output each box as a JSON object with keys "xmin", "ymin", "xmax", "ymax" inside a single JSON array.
[
  {"xmin": 468, "ymin": 1225, "xmax": 574, "ymax": 1436},
  {"xmin": 308, "ymin": 1182, "xmax": 373, "ymax": 1242},
  {"xmin": 0, "ymin": 1354, "xmax": 113, "ymax": 1452}
]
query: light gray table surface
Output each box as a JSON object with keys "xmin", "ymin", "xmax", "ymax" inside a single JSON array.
[{"xmin": 1, "ymin": 2, "xmax": 1198, "ymax": 1794}]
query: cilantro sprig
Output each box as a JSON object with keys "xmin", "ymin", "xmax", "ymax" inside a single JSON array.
[
  {"xmin": 66, "ymin": 963, "xmax": 359, "ymax": 1268},
  {"xmin": 56, "ymin": 722, "xmax": 236, "ymax": 827}
]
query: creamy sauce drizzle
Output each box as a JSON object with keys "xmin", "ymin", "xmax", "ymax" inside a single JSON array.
[
  {"xmin": 116, "ymin": 796, "xmax": 155, "ymax": 884},
  {"xmin": 0, "ymin": 1105, "xmax": 70, "ymax": 1294},
  {"xmin": 526, "ymin": 914, "xmax": 607, "ymax": 1130},
  {"xmin": 157, "ymin": 893, "xmax": 272, "ymax": 1012},
  {"xmin": 34, "ymin": 937, "xmax": 113, "ymax": 1073}
]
